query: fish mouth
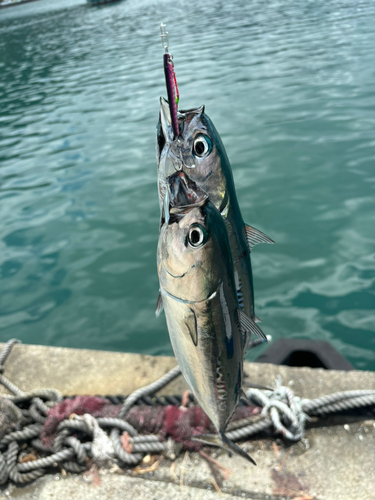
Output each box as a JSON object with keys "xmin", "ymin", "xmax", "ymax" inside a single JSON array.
[
  {"xmin": 156, "ymin": 97, "xmax": 206, "ymax": 163},
  {"xmin": 168, "ymin": 172, "xmax": 208, "ymax": 213},
  {"xmin": 161, "ymin": 260, "xmax": 201, "ymax": 280},
  {"xmin": 162, "ymin": 261, "xmax": 190, "ymax": 279}
]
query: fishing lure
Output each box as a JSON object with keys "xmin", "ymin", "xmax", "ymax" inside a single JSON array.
[{"xmin": 160, "ymin": 23, "xmax": 179, "ymax": 139}]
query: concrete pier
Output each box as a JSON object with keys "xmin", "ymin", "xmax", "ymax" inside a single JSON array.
[{"xmin": 0, "ymin": 343, "xmax": 374, "ymax": 500}]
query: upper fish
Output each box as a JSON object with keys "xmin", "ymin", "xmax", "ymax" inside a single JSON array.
[{"xmin": 156, "ymin": 97, "xmax": 273, "ymax": 347}]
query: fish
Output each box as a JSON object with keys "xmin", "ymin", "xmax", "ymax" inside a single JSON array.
[
  {"xmin": 156, "ymin": 97, "xmax": 273, "ymax": 348},
  {"xmin": 157, "ymin": 171, "xmax": 259, "ymax": 463}
]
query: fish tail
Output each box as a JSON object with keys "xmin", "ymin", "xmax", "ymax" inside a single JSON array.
[{"xmin": 192, "ymin": 432, "xmax": 256, "ymax": 465}]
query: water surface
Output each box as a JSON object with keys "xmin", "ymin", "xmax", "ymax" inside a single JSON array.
[{"xmin": 1, "ymin": 0, "xmax": 374, "ymax": 369}]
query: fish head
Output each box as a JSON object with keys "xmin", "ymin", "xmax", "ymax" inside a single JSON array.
[
  {"xmin": 158, "ymin": 200, "xmax": 232, "ymax": 303},
  {"xmin": 157, "ymin": 97, "xmax": 232, "ymax": 212}
]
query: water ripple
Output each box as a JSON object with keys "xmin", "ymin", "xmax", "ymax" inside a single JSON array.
[{"xmin": 1, "ymin": 0, "xmax": 374, "ymax": 369}]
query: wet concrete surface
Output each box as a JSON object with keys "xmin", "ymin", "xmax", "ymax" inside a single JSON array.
[{"xmin": 0, "ymin": 343, "xmax": 374, "ymax": 500}]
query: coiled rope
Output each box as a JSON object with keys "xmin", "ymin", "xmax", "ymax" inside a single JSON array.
[{"xmin": 0, "ymin": 339, "xmax": 373, "ymax": 486}]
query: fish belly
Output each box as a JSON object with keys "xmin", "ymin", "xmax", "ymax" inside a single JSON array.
[{"xmin": 161, "ymin": 292, "xmax": 242, "ymax": 432}]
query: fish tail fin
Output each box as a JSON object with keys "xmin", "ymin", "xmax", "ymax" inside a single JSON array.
[{"xmin": 192, "ymin": 432, "xmax": 256, "ymax": 465}]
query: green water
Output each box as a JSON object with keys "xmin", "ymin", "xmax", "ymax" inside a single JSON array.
[{"xmin": 0, "ymin": 0, "xmax": 374, "ymax": 370}]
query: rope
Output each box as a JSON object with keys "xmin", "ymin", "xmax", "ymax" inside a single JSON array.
[
  {"xmin": 6, "ymin": 442, "xmax": 45, "ymax": 484},
  {"xmin": 57, "ymin": 420, "xmax": 87, "ymax": 434},
  {"xmin": 306, "ymin": 394, "xmax": 375, "ymax": 416},
  {"xmin": 132, "ymin": 435, "xmax": 161, "ymax": 443},
  {"xmin": 10, "ymin": 389, "xmax": 63, "ymax": 404},
  {"xmin": 0, "ymin": 453, "xmax": 8, "ymax": 485},
  {"xmin": 0, "ymin": 340, "xmax": 20, "ymax": 369},
  {"xmin": 117, "ymin": 364, "xmax": 181, "ymax": 419},
  {"xmin": 29, "ymin": 404, "xmax": 47, "ymax": 424},
  {"xmin": 239, "ymin": 385, "xmax": 375, "ymax": 442},
  {"xmin": 302, "ymin": 390, "xmax": 375, "ymax": 413},
  {"xmin": 227, "ymin": 417, "xmax": 272, "ymax": 441},
  {"xmin": 53, "ymin": 429, "xmax": 70, "ymax": 452},
  {"xmin": 100, "ymin": 394, "xmax": 196, "ymax": 406},
  {"xmin": 0, "ymin": 375, "xmax": 25, "ymax": 398},
  {"xmin": 0, "ymin": 339, "xmax": 373, "ymax": 487},
  {"xmin": 17, "ymin": 448, "xmax": 75, "ymax": 472},
  {"xmin": 132, "ymin": 441, "xmax": 167, "ymax": 454},
  {"xmin": 18, "ymin": 436, "xmax": 87, "ymax": 472},
  {"xmin": 110, "ymin": 428, "xmax": 143, "ymax": 465},
  {"xmin": 97, "ymin": 417, "xmax": 138, "ymax": 437},
  {"xmin": 63, "ymin": 461, "xmax": 87, "ymax": 473},
  {"xmin": 0, "ymin": 424, "xmax": 43, "ymax": 448}
]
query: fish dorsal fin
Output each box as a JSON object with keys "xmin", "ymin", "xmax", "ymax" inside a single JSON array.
[
  {"xmin": 244, "ymin": 225, "xmax": 274, "ymax": 249},
  {"xmin": 238, "ymin": 309, "xmax": 267, "ymax": 341},
  {"xmin": 178, "ymin": 104, "xmax": 205, "ymax": 117},
  {"xmin": 155, "ymin": 291, "xmax": 164, "ymax": 317},
  {"xmin": 196, "ymin": 104, "xmax": 205, "ymax": 115}
]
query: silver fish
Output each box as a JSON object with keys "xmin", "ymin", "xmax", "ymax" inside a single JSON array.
[
  {"xmin": 157, "ymin": 172, "xmax": 259, "ymax": 463},
  {"xmin": 156, "ymin": 97, "xmax": 273, "ymax": 347}
]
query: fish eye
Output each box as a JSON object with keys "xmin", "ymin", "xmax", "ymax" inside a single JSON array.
[
  {"xmin": 193, "ymin": 135, "xmax": 212, "ymax": 158},
  {"xmin": 188, "ymin": 224, "xmax": 208, "ymax": 248}
]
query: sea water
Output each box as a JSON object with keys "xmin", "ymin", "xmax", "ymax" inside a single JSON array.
[{"xmin": 1, "ymin": 0, "xmax": 374, "ymax": 369}]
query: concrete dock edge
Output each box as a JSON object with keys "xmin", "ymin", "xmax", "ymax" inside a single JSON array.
[{"xmin": 0, "ymin": 343, "xmax": 374, "ymax": 500}]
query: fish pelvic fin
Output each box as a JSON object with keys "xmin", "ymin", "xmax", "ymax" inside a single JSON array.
[
  {"xmin": 192, "ymin": 432, "xmax": 256, "ymax": 465},
  {"xmin": 155, "ymin": 291, "xmax": 164, "ymax": 317},
  {"xmin": 238, "ymin": 309, "xmax": 267, "ymax": 341},
  {"xmin": 244, "ymin": 224, "xmax": 274, "ymax": 250}
]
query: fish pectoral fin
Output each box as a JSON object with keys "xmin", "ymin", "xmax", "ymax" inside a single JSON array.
[
  {"xmin": 185, "ymin": 308, "xmax": 198, "ymax": 346},
  {"xmin": 238, "ymin": 309, "xmax": 267, "ymax": 341},
  {"xmin": 192, "ymin": 433, "xmax": 256, "ymax": 465},
  {"xmin": 244, "ymin": 224, "xmax": 274, "ymax": 249},
  {"xmin": 243, "ymin": 381, "xmax": 272, "ymax": 391},
  {"xmin": 155, "ymin": 291, "xmax": 164, "ymax": 318}
]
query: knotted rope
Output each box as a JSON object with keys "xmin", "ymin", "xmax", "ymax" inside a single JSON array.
[{"xmin": 0, "ymin": 339, "xmax": 373, "ymax": 486}]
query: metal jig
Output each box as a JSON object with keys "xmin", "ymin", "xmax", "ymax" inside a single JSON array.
[{"xmin": 160, "ymin": 23, "xmax": 179, "ymax": 140}]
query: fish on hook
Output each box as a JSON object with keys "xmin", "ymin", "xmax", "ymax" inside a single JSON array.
[
  {"xmin": 156, "ymin": 99, "xmax": 274, "ymax": 349},
  {"xmin": 158, "ymin": 172, "xmax": 264, "ymax": 463}
]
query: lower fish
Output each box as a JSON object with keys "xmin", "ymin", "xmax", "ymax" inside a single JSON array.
[{"xmin": 157, "ymin": 171, "xmax": 259, "ymax": 464}]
